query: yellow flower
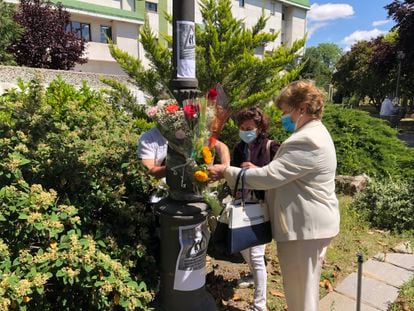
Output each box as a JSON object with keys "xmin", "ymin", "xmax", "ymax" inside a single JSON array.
[
  {"xmin": 23, "ymin": 296, "xmax": 31, "ymax": 303},
  {"xmin": 50, "ymin": 241, "xmax": 58, "ymax": 249},
  {"xmin": 202, "ymin": 146, "xmax": 213, "ymax": 164},
  {"xmin": 194, "ymin": 170, "xmax": 208, "ymax": 183},
  {"xmin": 113, "ymin": 293, "xmax": 120, "ymax": 305}
]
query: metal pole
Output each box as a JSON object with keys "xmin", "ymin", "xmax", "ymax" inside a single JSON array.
[
  {"xmin": 170, "ymin": 0, "xmax": 198, "ymax": 103},
  {"xmin": 154, "ymin": 1, "xmax": 217, "ymax": 310},
  {"xmin": 395, "ymin": 60, "xmax": 401, "ymax": 103},
  {"xmin": 356, "ymin": 253, "xmax": 363, "ymax": 311}
]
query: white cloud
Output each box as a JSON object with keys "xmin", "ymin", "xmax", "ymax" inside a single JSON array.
[
  {"xmin": 307, "ymin": 22, "xmax": 329, "ymax": 39},
  {"xmin": 342, "ymin": 28, "xmax": 386, "ymax": 50},
  {"xmin": 308, "ymin": 3, "xmax": 354, "ymax": 22},
  {"xmin": 372, "ymin": 19, "xmax": 390, "ymax": 27}
]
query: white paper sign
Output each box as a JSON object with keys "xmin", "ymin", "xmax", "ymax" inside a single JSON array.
[
  {"xmin": 173, "ymin": 221, "xmax": 209, "ymax": 291},
  {"xmin": 176, "ymin": 21, "xmax": 196, "ymax": 78}
]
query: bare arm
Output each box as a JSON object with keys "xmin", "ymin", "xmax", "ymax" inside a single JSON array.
[
  {"xmin": 141, "ymin": 159, "xmax": 166, "ymax": 179},
  {"xmin": 214, "ymin": 140, "xmax": 230, "ymax": 166}
]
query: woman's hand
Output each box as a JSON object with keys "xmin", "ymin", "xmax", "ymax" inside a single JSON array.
[
  {"xmin": 240, "ymin": 161, "xmax": 257, "ymax": 169},
  {"xmin": 208, "ymin": 164, "xmax": 227, "ymax": 182}
]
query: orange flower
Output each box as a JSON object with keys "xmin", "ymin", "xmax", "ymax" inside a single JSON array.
[
  {"xmin": 194, "ymin": 170, "xmax": 208, "ymax": 182},
  {"xmin": 202, "ymin": 146, "xmax": 213, "ymax": 164}
]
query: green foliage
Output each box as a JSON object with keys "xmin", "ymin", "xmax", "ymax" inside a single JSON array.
[
  {"xmin": 333, "ymin": 35, "xmax": 399, "ymax": 108},
  {"xmin": 300, "ymin": 43, "xmax": 342, "ymax": 90},
  {"xmin": 351, "ymin": 178, "xmax": 414, "ymax": 232},
  {"xmin": 0, "ymin": 0, "xmax": 23, "ymax": 65},
  {"xmin": 0, "ymin": 77, "xmax": 157, "ymax": 309},
  {"xmin": 109, "ymin": 0, "xmax": 305, "ymax": 109},
  {"xmin": 323, "ymin": 104, "xmax": 414, "ymax": 178}
]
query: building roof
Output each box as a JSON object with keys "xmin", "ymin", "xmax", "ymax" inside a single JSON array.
[
  {"xmin": 281, "ymin": 0, "xmax": 311, "ymax": 10},
  {"xmin": 50, "ymin": 0, "xmax": 144, "ymax": 23}
]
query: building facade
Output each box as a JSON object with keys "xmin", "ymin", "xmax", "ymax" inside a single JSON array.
[{"xmin": 5, "ymin": 0, "xmax": 309, "ymax": 75}]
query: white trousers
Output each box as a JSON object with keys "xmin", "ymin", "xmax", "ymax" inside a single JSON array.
[
  {"xmin": 277, "ymin": 238, "xmax": 332, "ymax": 311},
  {"xmin": 241, "ymin": 244, "xmax": 267, "ymax": 311}
]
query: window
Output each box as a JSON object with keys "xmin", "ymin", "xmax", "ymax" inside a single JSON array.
[
  {"xmin": 100, "ymin": 25, "xmax": 112, "ymax": 43},
  {"xmin": 270, "ymin": 2, "xmax": 276, "ymax": 15},
  {"xmin": 269, "ymin": 28, "xmax": 275, "ymax": 33},
  {"xmin": 145, "ymin": 1, "xmax": 157, "ymax": 12},
  {"xmin": 239, "ymin": 0, "xmax": 245, "ymax": 7},
  {"xmin": 282, "ymin": 5, "xmax": 287, "ymax": 21},
  {"xmin": 67, "ymin": 21, "xmax": 91, "ymax": 41}
]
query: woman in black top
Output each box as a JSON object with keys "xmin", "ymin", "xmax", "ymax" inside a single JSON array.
[{"xmin": 232, "ymin": 107, "xmax": 279, "ymax": 311}]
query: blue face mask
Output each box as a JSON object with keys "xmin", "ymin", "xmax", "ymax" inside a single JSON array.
[
  {"xmin": 239, "ymin": 130, "xmax": 257, "ymax": 144},
  {"xmin": 281, "ymin": 114, "xmax": 296, "ymax": 133}
]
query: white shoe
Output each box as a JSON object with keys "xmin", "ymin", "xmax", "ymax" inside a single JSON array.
[
  {"xmin": 246, "ymin": 305, "xmax": 267, "ymax": 311},
  {"xmin": 237, "ymin": 275, "xmax": 254, "ymax": 288}
]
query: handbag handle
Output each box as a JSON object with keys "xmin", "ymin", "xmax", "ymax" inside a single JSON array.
[{"xmin": 233, "ymin": 168, "xmax": 247, "ymax": 207}]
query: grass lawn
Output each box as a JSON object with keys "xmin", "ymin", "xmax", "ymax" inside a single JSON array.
[{"xmin": 265, "ymin": 195, "xmax": 414, "ymax": 311}]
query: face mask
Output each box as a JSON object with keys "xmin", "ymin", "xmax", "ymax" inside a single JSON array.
[
  {"xmin": 239, "ymin": 130, "xmax": 257, "ymax": 144},
  {"xmin": 281, "ymin": 114, "xmax": 296, "ymax": 133}
]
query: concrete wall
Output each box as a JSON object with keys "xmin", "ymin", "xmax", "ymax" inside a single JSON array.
[{"xmin": 0, "ymin": 65, "xmax": 146, "ymax": 104}]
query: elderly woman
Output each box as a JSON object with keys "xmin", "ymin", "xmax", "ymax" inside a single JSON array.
[{"xmin": 209, "ymin": 80, "xmax": 340, "ymax": 311}]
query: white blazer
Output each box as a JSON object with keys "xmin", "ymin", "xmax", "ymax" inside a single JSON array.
[{"xmin": 224, "ymin": 120, "xmax": 340, "ymax": 242}]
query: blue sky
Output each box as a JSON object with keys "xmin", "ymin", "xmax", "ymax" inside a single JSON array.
[{"xmin": 306, "ymin": 0, "xmax": 396, "ymax": 50}]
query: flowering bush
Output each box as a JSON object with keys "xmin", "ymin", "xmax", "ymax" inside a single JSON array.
[{"xmin": 0, "ymin": 77, "xmax": 156, "ymax": 309}]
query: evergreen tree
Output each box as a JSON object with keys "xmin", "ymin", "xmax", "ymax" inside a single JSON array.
[
  {"xmin": 109, "ymin": 0, "xmax": 305, "ymax": 108},
  {"xmin": 9, "ymin": 0, "xmax": 86, "ymax": 70},
  {"xmin": 0, "ymin": 0, "xmax": 23, "ymax": 65}
]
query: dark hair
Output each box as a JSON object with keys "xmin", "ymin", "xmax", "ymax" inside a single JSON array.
[{"xmin": 235, "ymin": 107, "xmax": 269, "ymax": 135}]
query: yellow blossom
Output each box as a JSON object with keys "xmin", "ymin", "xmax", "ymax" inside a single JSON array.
[
  {"xmin": 202, "ymin": 146, "xmax": 213, "ymax": 164},
  {"xmin": 15, "ymin": 279, "xmax": 31, "ymax": 296},
  {"xmin": 23, "ymin": 296, "xmax": 31, "ymax": 303},
  {"xmin": 27, "ymin": 212, "xmax": 42, "ymax": 224},
  {"xmin": 50, "ymin": 241, "xmax": 58, "ymax": 249},
  {"xmin": 194, "ymin": 170, "xmax": 208, "ymax": 183},
  {"xmin": 113, "ymin": 293, "xmax": 120, "ymax": 305}
]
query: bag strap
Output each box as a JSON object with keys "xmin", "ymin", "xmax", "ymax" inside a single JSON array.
[
  {"xmin": 232, "ymin": 168, "xmax": 245, "ymax": 198},
  {"xmin": 266, "ymin": 139, "xmax": 272, "ymax": 163}
]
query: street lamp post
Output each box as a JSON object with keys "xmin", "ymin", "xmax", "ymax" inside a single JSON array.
[
  {"xmin": 154, "ymin": 1, "xmax": 218, "ymax": 310},
  {"xmin": 395, "ymin": 50, "xmax": 405, "ymax": 104}
]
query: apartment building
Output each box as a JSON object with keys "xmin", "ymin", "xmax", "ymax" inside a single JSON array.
[
  {"xmin": 148, "ymin": 0, "xmax": 310, "ymax": 58},
  {"xmin": 5, "ymin": 0, "xmax": 309, "ymax": 75}
]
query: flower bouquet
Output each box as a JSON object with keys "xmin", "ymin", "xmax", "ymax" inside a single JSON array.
[{"xmin": 148, "ymin": 96, "xmax": 217, "ymax": 201}]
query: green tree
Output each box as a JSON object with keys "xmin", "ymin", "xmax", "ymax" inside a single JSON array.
[
  {"xmin": 0, "ymin": 0, "xmax": 22, "ymax": 65},
  {"xmin": 300, "ymin": 43, "xmax": 342, "ymax": 90},
  {"xmin": 386, "ymin": 0, "xmax": 414, "ymax": 97},
  {"xmin": 109, "ymin": 0, "xmax": 305, "ymax": 108}
]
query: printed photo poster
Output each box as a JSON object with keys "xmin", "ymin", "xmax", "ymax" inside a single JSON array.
[
  {"xmin": 176, "ymin": 20, "xmax": 196, "ymax": 78},
  {"xmin": 173, "ymin": 221, "xmax": 210, "ymax": 291}
]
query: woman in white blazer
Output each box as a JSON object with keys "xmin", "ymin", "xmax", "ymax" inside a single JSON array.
[{"xmin": 209, "ymin": 80, "xmax": 340, "ymax": 311}]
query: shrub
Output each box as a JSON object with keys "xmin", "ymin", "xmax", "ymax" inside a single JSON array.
[
  {"xmin": 0, "ymin": 181, "xmax": 152, "ymax": 310},
  {"xmin": 323, "ymin": 104, "xmax": 414, "ymax": 179},
  {"xmin": 351, "ymin": 178, "xmax": 414, "ymax": 232},
  {"xmin": 0, "ymin": 77, "xmax": 157, "ymax": 309}
]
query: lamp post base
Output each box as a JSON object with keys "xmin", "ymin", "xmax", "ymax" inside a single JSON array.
[{"xmin": 154, "ymin": 199, "xmax": 218, "ymax": 311}]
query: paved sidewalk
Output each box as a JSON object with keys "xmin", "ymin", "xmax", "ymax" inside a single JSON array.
[{"xmin": 319, "ymin": 242, "xmax": 414, "ymax": 311}]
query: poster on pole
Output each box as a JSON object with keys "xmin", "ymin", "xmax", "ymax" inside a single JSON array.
[
  {"xmin": 173, "ymin": 221, "xmax": 209, "ymax": 291},
  {"xmin": 176, "ymin": 20, "xmax": 196, "ymax": 78}
]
